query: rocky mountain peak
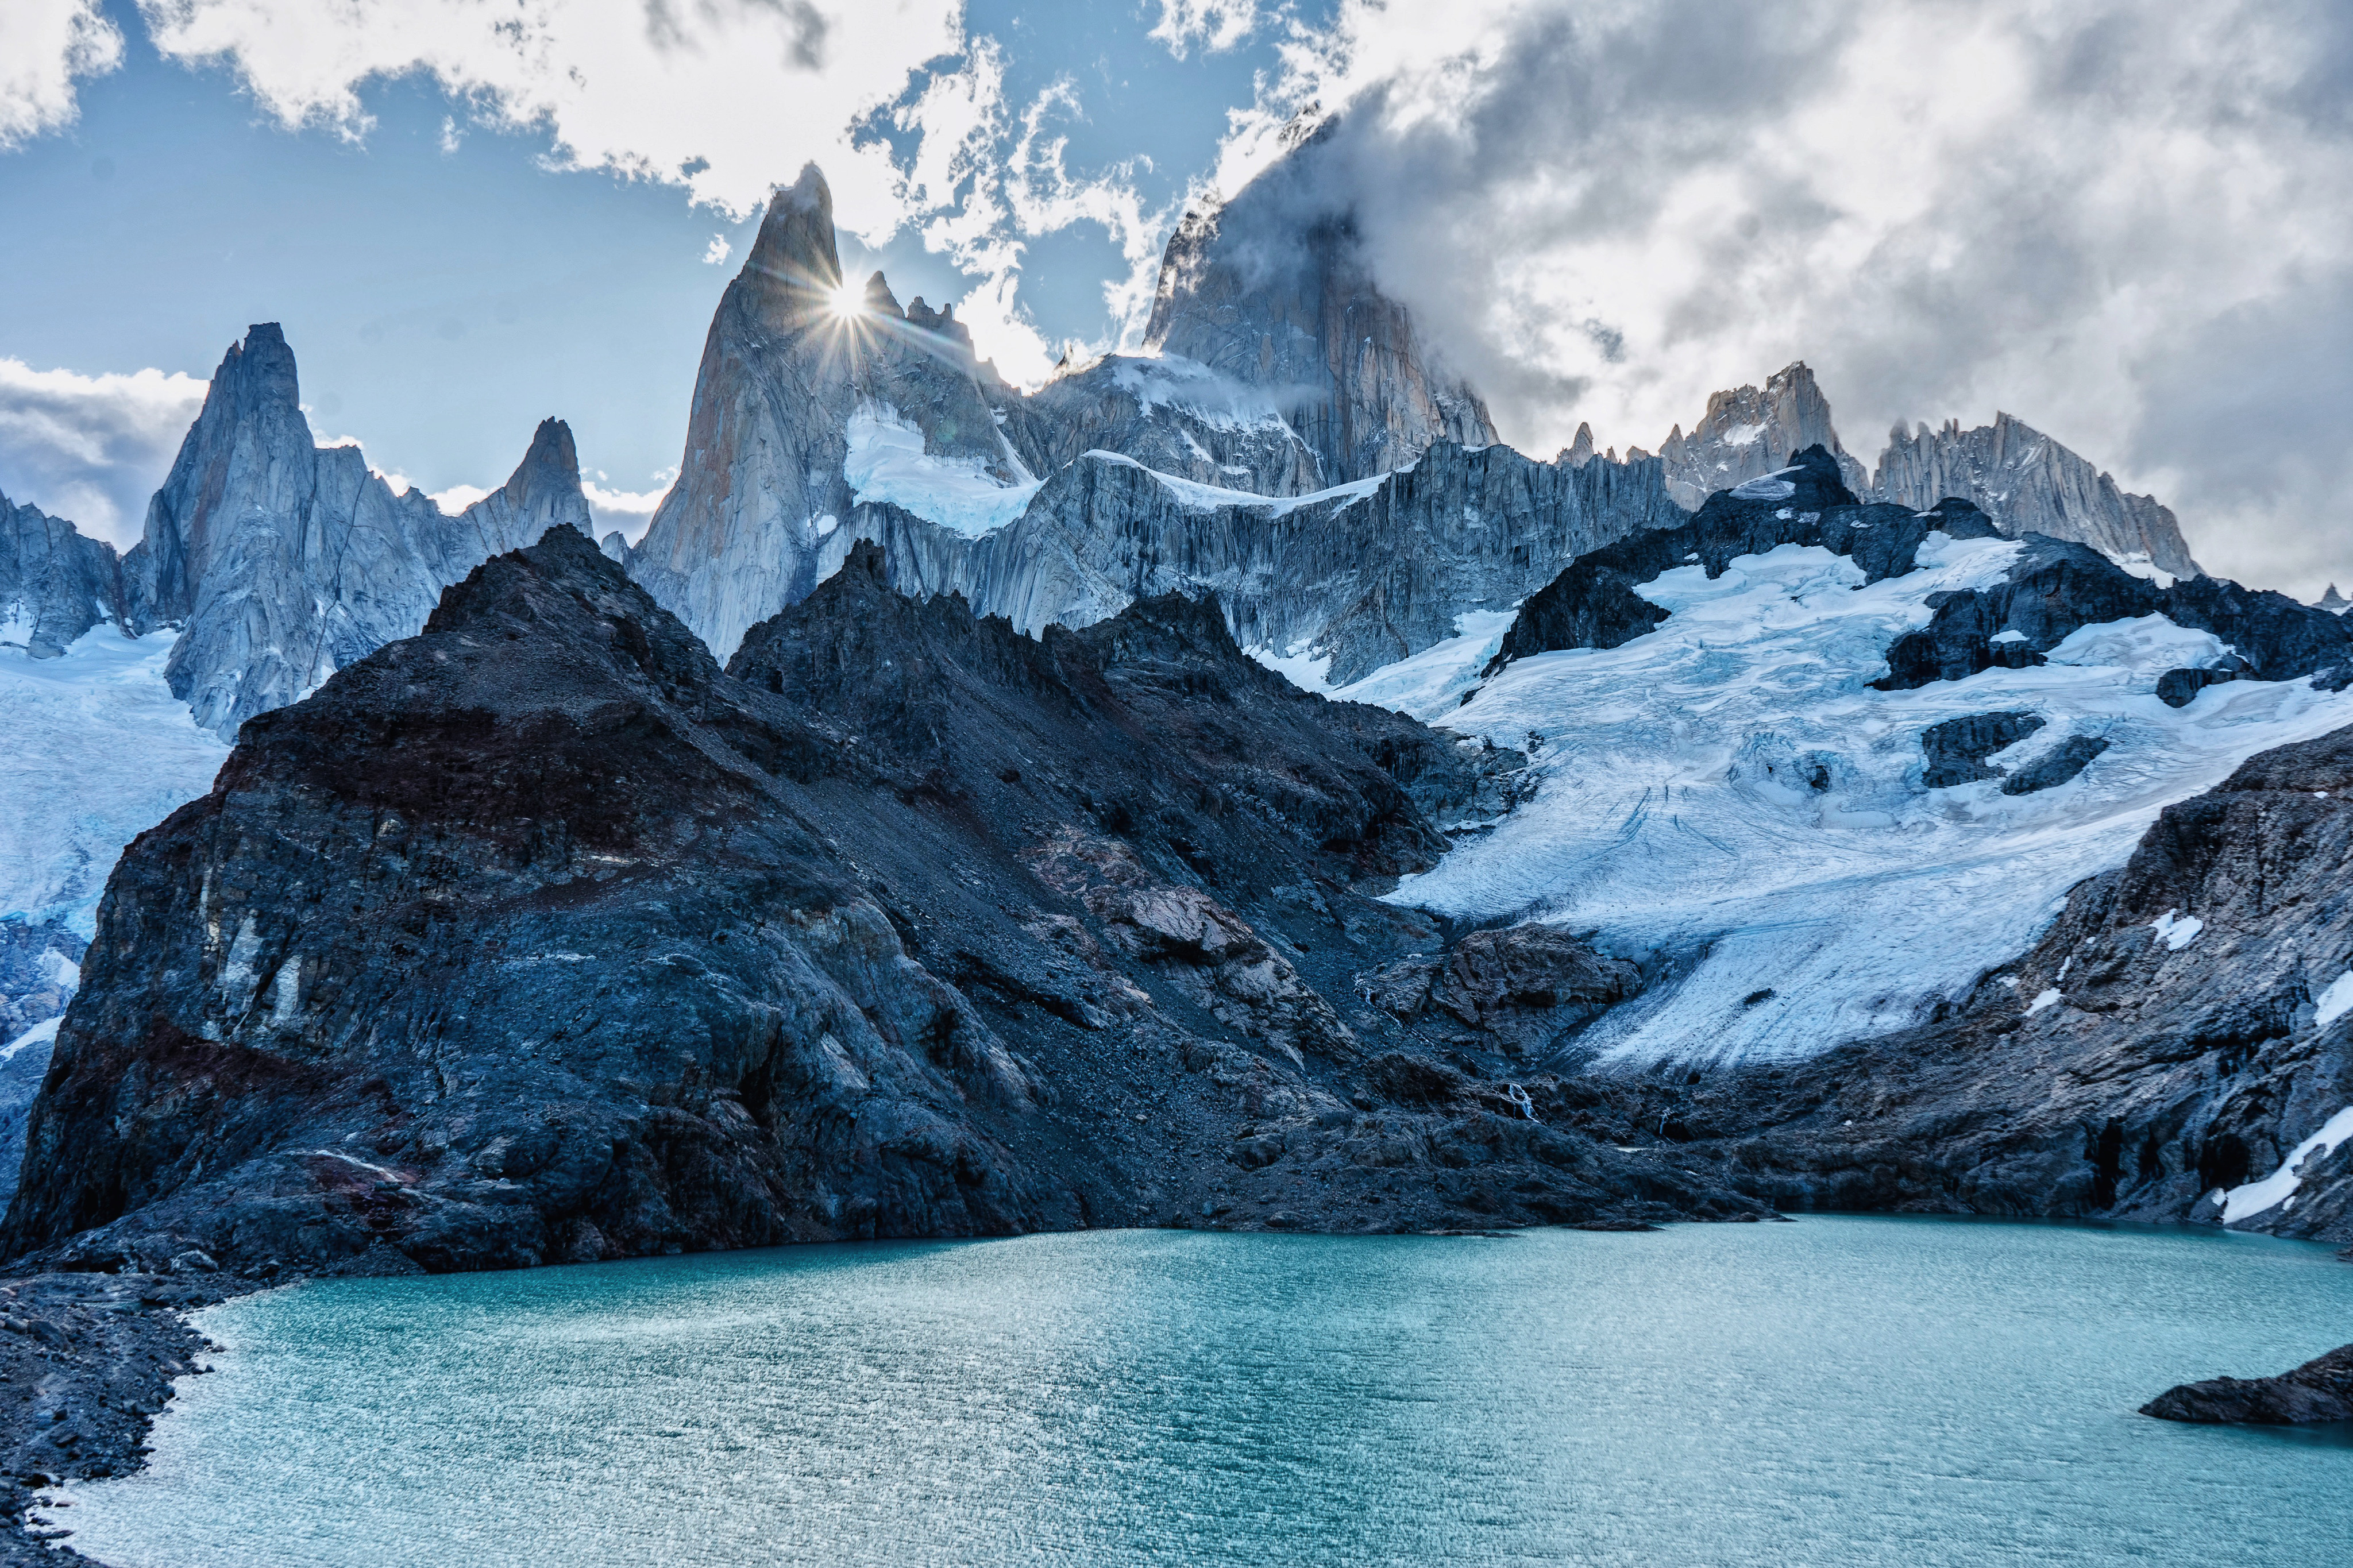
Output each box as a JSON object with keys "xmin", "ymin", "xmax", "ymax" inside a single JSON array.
[
  {"xmin": 1660, "ymin": 362, "xmax": 1866, "ymax": 509},
  {"xmin": 2320, "ymin": 583, "xmax": 2348, "ymax": 614},
  {"xmin": 740, "ymin": 163, "xmax": 846, "ymax": 329}
]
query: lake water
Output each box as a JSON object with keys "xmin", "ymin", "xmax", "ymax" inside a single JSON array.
[{"xmin": 55, "ymin": 1218, "xmax": 2353, "ymax": 1566}]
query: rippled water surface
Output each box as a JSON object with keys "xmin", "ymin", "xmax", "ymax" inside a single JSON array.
[{"xmin": 60, "ymin": 1218, "xmax": 2353, "ymax": 1566}]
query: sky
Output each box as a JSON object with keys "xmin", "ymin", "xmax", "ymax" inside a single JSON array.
[{"xmin": 0, "ymin": 0, "xmax": 2347, "ymax": 595}]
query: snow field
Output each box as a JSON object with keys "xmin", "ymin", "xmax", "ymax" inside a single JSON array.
[{"xmin": 1334, "ymin": 535, "xmax": 2353, "ymax": 1066}]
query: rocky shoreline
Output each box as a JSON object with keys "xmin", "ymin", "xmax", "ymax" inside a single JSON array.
[
  {"xmin": 2142, "ymin": 1340, "xmax": 2353, "ymax": 1426},
  {"xmin": 0, "ymin": 1266, "xmax": 229, "ymax": 1565}
]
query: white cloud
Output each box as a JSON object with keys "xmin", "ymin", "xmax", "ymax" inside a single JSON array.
[
  {"xmin": 1202, "ymin": 0, "xmax": 2353, "ymax": 596},
  {"xmin": 0, "ymin": 358, "xmax": 207, "ymax": 546},
  {"xmin": 137, "ymin": 0, "xmax": 960, "ymax": 235},
  {"xmin": 583, "ymin": 477, "xmax": 670, "ymax": 543},
  {"xmin": 0, "ymin": 0, "xmax": 121, "ymax": 149},
  {"xmin": 702, "ymin": 233, "xmax": 732, "ymax": 265},
  {"xmin": 1149, "ymin": 1, "xmax": 1261, "ymax": 60}
]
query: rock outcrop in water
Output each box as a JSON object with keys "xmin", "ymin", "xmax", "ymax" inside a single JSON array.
[
  {"xmin": 2, "ymin": 530, "xmax": 1774, "ymax": 1273},
  {"xmin": 2142, "ymin": 1342, "xmax": 2353, "ymax": 1424},
  {"xmin": 122, "ymin": 325, "xmax": 596, "ymax": 738}
]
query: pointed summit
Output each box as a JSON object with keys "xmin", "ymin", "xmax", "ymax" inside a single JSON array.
[
  {"xmin": 739, "ymin": 164, "xmax": 845, "ymax": 328},
  {"xmin": 2321, "ymin": 583, "xmax": 2349, "ymax": 613}
]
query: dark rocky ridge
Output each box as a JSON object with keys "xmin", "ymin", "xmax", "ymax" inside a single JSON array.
[
  {"xmin": 1485, "ymin": 446, "xmax": 2000, "ymax": 674},
  {"xmin": 1626, "ymin": 723, "xmax": 2353, "ymax": 1249},
  {"xmin": 1484, "ymin": 444, "xmax": 2353, "ymax": 697},
  {"xmin": 2142, "ymin": 1342, "xmax": 2353, "ymax": 1424},
  {"xmin": 3, "ymin": 531, "xmax": 1773, "ymax": 1275}
]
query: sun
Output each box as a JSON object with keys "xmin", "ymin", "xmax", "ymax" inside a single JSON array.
[{"xmin": 824, "ymin": 280, "xmax": 864, "ymax": 320}]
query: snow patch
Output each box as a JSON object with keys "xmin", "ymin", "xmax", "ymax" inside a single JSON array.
[
  {"xmin": 2027, "ymin": 988, "xmax": 2062, "ymax": 1015},
  {"xmin": 1245, "ymin": 641, "xmax": 1335, "ymax": 696},
  {"xmin": 2151, "ymin": 910, "xmax": 2204, "ymax": 951},
  {"xmin": 2105, "ymin": 551, "xmax": 2178, "ymax": 591},
  {"xmin": 36, "ymin": 949, "xmax": 78, "ymax": 993},
  {"xmin": 2313, "ymin": 971, "xmax": 2353, "ymax": 1031},
  {"xmin": 1107, "ymin": 355, "xmax": 1299, "ymax": 435},
  {"xmin": 1, "ymin": 624, "xmax": 230, "ymax": 937},
  {"xmin": 1345, "ymin": 534, "xmax": 2353, "ymax": 1067},
  {"xmin": 1728, "ymin": 469, "xmax": 1799, "ymax": 501},
  {"xmin": 2221, "ymin": 1106, "xmax": 2353, "ymax": 1223},
  {"xmin": 843, "ymin": 403, "xmax": 1042, "ymax": 538},
  {"xmin": 1098, "ymin": 451, "xmax": 1391, "ymax": 519},
  {"xmin": 0, "ymin": 1015, "xmax": 60, "ymax": 1065},
  {"xmin": 2043, "ymin": 615, "xmax": 2228, "ymax": 678}
]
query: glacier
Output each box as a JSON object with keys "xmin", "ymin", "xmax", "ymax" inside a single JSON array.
[
  {"xmin": 0, "ymin": 624, "xmax": 228, "ymax": 937},
  {"xmin": 1338, "ymin": 535, "xmax": 2353, "ymax": 1067}
]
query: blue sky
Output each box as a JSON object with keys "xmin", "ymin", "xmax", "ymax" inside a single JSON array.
[
  {"xmin": 0, "ymin": 1, "xmax": 1325, "ymax": 534},
  {"xmin": 2, "ymin": 1, "xmax": 2349, "ymax": 596}
]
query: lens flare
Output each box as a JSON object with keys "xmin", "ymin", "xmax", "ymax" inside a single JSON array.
[{"xmin": 826, "ymin": 281, "xmax": 864, "ymax": 319}]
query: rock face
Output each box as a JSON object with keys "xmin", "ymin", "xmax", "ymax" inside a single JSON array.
[
  {"xmin": 1486, "ymin": 449, "xmax": 2004, "ymax": 674},
  {"xmin": 122, "ymin": 324, "xmax": 595, "ymax": 738},
  {"xmin": 2142, "ymin": 1342, "xmax": 2353, "ymax": 1424},
  {"xmin": 827, "ymin": 437, "xmax": 1686, "ymax": 689},
  {"xmin": 1141, "ymin": 121, "xmax": 1498, "ymax": 487},
  {"xmin": 1872, "ymin": 412, "xmax": 2201, "ymax": 581},
  {"xmin": 626, "ymin": 168, "xmax": 1046, "ymax": 662},
  {"xmin": 627, "ymin": 149, "xmax": 1548, "ymax": 673},
  {"xmin": 0, "ymin": 492, "xmax": 127, "ymax": 656},
  {"xmin": 2, "ymin": 531, "xmax": 1774, "ymax": 1273},
  {"xmin": 1657, "ymin": 721, "xmax": 2353, "ymax": 1248},
  {"xmin": 1658, "ymin": 364, "xmax": 1870, "ymax": 509}
]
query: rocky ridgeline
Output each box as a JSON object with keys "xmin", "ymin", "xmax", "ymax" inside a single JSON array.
[
  {"xmin": 1, "ymin": 326, "xmax": 596, "ymax": 741},
  {"xmin": 1, "ymin": 530, "xmax": 1774, "ymax": 1276}
]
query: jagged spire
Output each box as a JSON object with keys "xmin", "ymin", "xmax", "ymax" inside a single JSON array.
[{"xmin": 739, "ymin": 164, "xmax": 844, "ymax": 326}]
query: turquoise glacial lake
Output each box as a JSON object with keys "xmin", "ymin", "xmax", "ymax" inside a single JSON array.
[{"xmin": 55, "ymin": 1217, "xmax": 2353, "ymax": 1566}]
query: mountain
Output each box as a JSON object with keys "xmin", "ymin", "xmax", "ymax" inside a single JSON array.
[
  {"xmin": 1140, "ymin": 119, "xmax": 1498, "ymax": 486},
  {"xmin": 1656, "ymin": 363, "xmax": 1870, "ymax": 508},
  {"xmin": 124, "ymin": 323, "xmax": 596, "ymax": 738},
  {"xmin": 625, "ymin": 167, "xmax": 1049, "ymax": 663},
  {"xmin": 1348, "ymin": 447, "xmax": 2353, "ymax": 1072},
  {"xmin": 1646, "ymin": 364, "xmax": 2204, "ymax": 582},
  {"xmin": 1668, "ymin": 717, "xmax": 2353, "ymax": 1250},
  {"xmin": 1, "ymin": 491, "xmax": 128, "ymax": 656},
  {"xmin": 2, "ymin": 530, "xmax": 1770, "ymax": 1272},
  {"xmin": 1872, "ymin": 412, "xmax": 2201, "ymax": 582}
]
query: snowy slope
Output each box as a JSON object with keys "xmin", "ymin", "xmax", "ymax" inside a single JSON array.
[
  {"xmin": 0, "ymin": 625, "xmax": 230, "ymax": 936},
  {"xmin": 844, "ymin": 403, "xmax": 1042, "ymax": 538},
  {"xmin": 1346, "ymin": 536, "xmax": 2353, "ymax": 1066}
]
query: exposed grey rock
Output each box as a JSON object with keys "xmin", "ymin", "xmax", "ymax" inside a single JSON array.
[
  {"xmin": 1661, "ymin": 721, "xmax": 2353, "ymax": 1249},
  {"xmin": 824, "ymin": 437, "xmax": 1686, "ymax": 688},
  {"xmin": 1871, "ymin": 411, "xmax": 2202, "ymax": 580},
  {"xmin": 1024, "ymin": 353, "xmax": 1324, "ymax": 496},
  {"xmin": 1920, "ymin": 712, "xmax": 2045, "ymax": 789},
  {"xmin": 626, "ymin": 168, "xmax": 1044, "ymax": 662},
  {"xmin": 2, "ymin": 530, "xmax": 1774, "ymax": 1273},
  {"xmin": 2319, "ymin": 582, "xmax": 2348, "ymax": 615},
  {"xmin": 2142, "ymin": 1342, "xmax": 2353, "ymax": 1424},
  {"xmin": 121, "ymin": 323, "xmax": 593, "ymax": 738},
  {"xmin": 1142, "ymin": 118, "xmax": 1497, "ymax": 486},
  {"xmin": 0, "ymin": 492, "xmax": 125, "ymax": 656},
  {"xmin": 1999, "ymin": 735, "xmax": 2111, "ymax": 795},
  {"xmin": 0, "ymin": 919, "xmax": 79, "ymax": 1215},
  {"xmin": 1658, "ymin": 363, "xmax": 1870, "ymax": 508}
]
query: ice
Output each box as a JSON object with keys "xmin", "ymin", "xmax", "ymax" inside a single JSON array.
[
  {"xmin": 843, "ymin": 403, "xmax": 1043, "ymax": 538},
  {"xmin": 2220, "ymin": 1105, "xmax": 2353, "ymax": 1223},
  {"xmin": 1245, "ymin": 641, "xmax": 1335, "ymax": 694},
  {"xmin": 1728, "ymin": 468, "xmax": 1800, "ymax": 500},
  {"xmin": 2313, "ymin": 972, "xmax": 2353, "ymax": 1032},
  {"xmin": 1721, "ymin": 422, "xmax": 1768, "ymax": 448},
  {"xmin": 0, "ymin": 624, "xmax": 230, "ymax": 937},
  {"xmin": 2104, "ymin": 551, "xmax": 2179, "ymax": 591},
  {"xmin": 1107, "ymin": 354, "xmax": 1298, "ymax": 433},
  {"xmin": 2042, "ymin": 614, "xmax": 2228, "ymax": 678},
  {"xmin": 1328, "ymin": 611, "xmax": 1520, "ymax": 713},
  {"xmin": 2151, "ymin": 910, "xmax": 2204, "ymax": 951},
  {"xmin": 0, "ymin": 1015, "xmax": 60, "ymax": 1065},
  {"xmin": 1096, "ymin": 451, "xmax": 1391, "ymax": 518},
  {"xmin": 36, "ymin": 950, "xmax": 79, "ymax": 992},
  {"xmin": 1340, "ymin": 534, "xmax": 2353, "ymax": 1065},
  {"xmin": 2028, "ymin": 988, "xmax": 2062, "ymax": 1015}
]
